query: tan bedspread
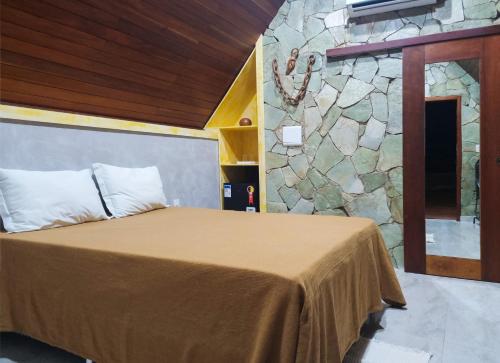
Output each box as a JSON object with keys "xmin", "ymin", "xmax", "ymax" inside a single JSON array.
[{"xmin": 0, "ymin": 208, "xmax": 405, "ymax": 363}]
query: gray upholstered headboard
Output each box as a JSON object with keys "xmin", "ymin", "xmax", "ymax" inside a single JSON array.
[{"xmin": 0, "ymin": 120, "xmax": 220, "ymax": 209}]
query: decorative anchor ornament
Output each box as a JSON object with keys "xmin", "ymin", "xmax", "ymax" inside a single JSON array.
[
  {"xmin": 272, "ymin": 49, "xmax": 316, "ymax": 106},
  {"xmin": 286, "ymin": 48, "xmax": 299, "ymax": 75}
]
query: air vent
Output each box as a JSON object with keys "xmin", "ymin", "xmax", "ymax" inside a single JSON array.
[{"xmin": 347, "ymin": 0, "xmax": 437, "ymax": 18}]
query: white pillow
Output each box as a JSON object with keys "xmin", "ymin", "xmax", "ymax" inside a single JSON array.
[
  {"xmin": 0, "ymin": 168, "xmax": 108, "ymax": 233},
  {"xmin": 92, "ymin": 163, "xmax": 167, "ymax": 218}
]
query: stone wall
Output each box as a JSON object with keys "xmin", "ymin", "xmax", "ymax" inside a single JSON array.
[
  {"xmin": 425, "ymin": 61, "xmax": 480, "ymax": 216},
  {"xmin": 263, "ymin": 0, "xmax": 499, "ymax": 267}
]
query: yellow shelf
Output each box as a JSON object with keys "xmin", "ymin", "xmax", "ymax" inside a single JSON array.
[
  {"xmin": 219, "ymin": 125, "xmax": 258, "ymax": 166},
  {"xmin": 204, "ymin": 36, "xmax": 267, "ymax": 212},
  {"xmin": 219, "ymin": 125, "xmax": 258, "ymax": 131},
  {"xmin": 221, "ymin": 162, "xmax": 259, "ymax": 167},
  {"xmin": 205, "ymin": 58, "xmax": 257, "ymax": 129}
]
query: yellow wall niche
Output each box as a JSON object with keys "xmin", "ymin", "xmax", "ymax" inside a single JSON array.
[{"xmin": 206, "ymin": 36, "xmax": 267, "ymax": 212}]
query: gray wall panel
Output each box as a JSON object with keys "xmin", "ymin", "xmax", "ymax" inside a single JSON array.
[{"xmin": 0, "ymin": 120, "xmax": 220, "ymax": 209}]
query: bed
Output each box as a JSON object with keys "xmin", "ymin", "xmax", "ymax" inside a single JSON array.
[{"xmin": 0, "ymin": 207, "xmax": 405, "ymax": 363}]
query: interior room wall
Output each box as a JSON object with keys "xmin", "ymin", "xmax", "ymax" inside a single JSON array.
[
  {"xmin": 0, "ymin": 120, "xmax": 220, "ymax": 209},
  {"xmin": 425, "ymin": 61, "xmax": 480, "ymax": 216},
  {"xmin": 262, "ymin": 0, "xmax": 499, "ymax": 266}
]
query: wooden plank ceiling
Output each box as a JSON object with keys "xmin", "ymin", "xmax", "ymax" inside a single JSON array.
[{"xmin": 0, "ymin": 0, "xmax": 282, "ymax": 128}]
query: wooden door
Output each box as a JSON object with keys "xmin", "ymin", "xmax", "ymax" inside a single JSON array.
[{"xmin": 403, "ymin": 35, "xmax": 500, "ymax": 282}]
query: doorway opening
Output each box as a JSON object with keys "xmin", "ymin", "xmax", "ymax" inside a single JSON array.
[{"xmin": 425, "ymin": 97, "xmax": 461, "ymax": 221}]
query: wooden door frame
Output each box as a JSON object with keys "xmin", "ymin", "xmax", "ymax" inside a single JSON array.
[
  {"xmin": 403, "ymin": 45, "xmax": 426, "ymax": 274},
  {"xmin": 424, "ymin": 95, "xmax": 462, "ymax": 222},
  {"xmin": 403, "ymin": 36, "xmax": 500, "ymax": 282},
  {"xmin": 403, "ymin": 38, "xmax": 481, "ymax": 278},
  {"xmin": 481, "ymin": 35, "xmax": 500, "ymax": 282}
]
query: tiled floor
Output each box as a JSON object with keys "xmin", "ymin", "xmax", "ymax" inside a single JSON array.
[
  {"xmin": 426, "ymin": 218, "xmax": 480, "ymax": 259},
  {"xmin": 1, "ymin": 270, "xmax": 499, "ymax": 363},
  {"xmin": 358, "ymin": 270, "xmax": 500, "ymax": 363}
]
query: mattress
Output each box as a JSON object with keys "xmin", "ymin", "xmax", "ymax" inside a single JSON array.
[{"xmin": 0, "ymin": 207, "xmax": 405, "ymax": 363}]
